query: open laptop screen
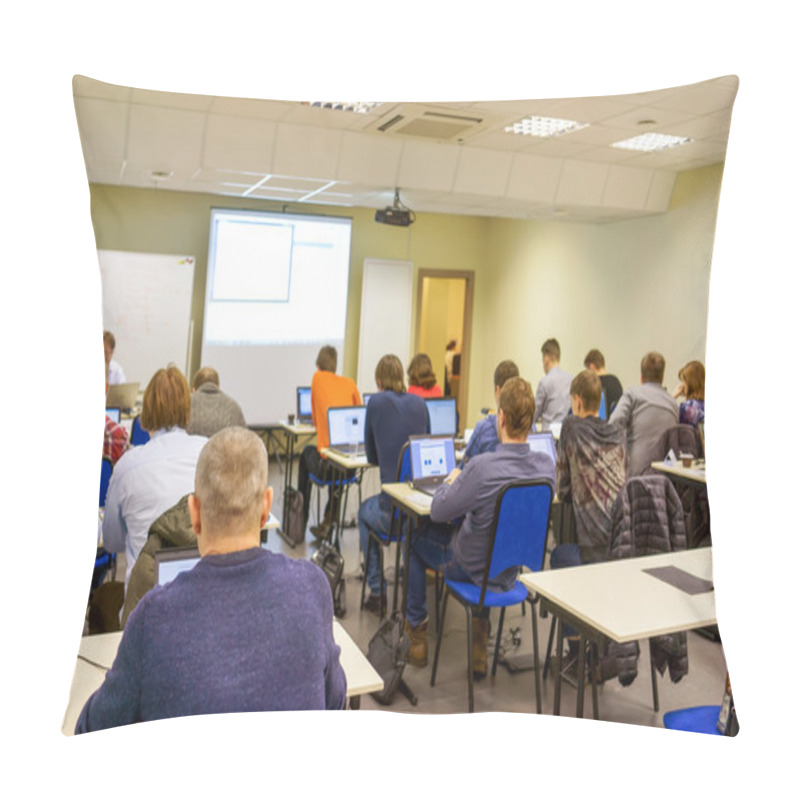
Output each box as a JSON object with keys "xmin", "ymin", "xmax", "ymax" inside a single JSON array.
[
  {"xmin": 327, "ymin": 406, "xmax": 367, "ymax": 448},
  {"xmin": 105, "ymin": 407, "xmax": 121, "ymax": 424},
  {"xmin": 425, "ymin": 397, "xmax": 457, "ymax": 436},
  {"xmin": 409, "ymin": 435, "xmax": 457, "ymax": 482},
  {"xmin": 154, "ymin": 546, "xmax": 201, "ymax": 587},
  {"xmin": 527, "ymin": 431, "xmax": 558, "ymax": 465},
  {"xmin": 296, "ymin": 386, "xmax": 312, "ymax": 422}
]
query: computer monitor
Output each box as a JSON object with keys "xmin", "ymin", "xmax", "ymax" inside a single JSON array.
[
  {"xmin": 296, "ymin": 386, "xmax": 312, "ymax": 423},
  {"xmin": 425, "ymin": 397, "xmax": 457, "ymax": 436}
]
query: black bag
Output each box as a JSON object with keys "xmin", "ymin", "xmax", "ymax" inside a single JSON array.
[
  {"xmin": 283, "ymin": 487, "xmax": 306, "ymax": 547},
  {"xmin": 311, "ymin": 540, "xmax": 346, "ymax": 618},
  {"xmin": 367, "ymin": 612, "xmax": 410, "ymax": 705}
]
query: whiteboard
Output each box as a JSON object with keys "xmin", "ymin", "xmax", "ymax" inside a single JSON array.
[
  {"xmin": 357, "ymin": 259, "xmax": 413, "ymax": 393},
  {"xmin": 99, "ymin": 250, "xmax": 195, "ymax": 386}
]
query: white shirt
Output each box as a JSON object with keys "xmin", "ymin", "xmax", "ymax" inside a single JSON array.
[
  {"xmin": 107, "ymin": 358, "xmax": 126, "ymax": 385},
  {"xmin": 102, "ymin": 427, "xmax": 207, "ymax": 588}
]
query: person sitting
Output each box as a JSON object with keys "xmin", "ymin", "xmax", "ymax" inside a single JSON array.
[
  {"xmin": 103, "ymin": 330, "xmax": 126, "ymax": 385},
  {"xmin": 297, "ymin": 345, "xmax": 361, "ymax": 538},
  {"xmin": 103, "ymin": 364, "xmax": 129, "ymax": 466},
  {"xmin": 534, "ymin": 338, "xmax": 572, "ymax": 431},
  {"xmin": 102, "ymin": 366, "xmax": 208, "ymax": 592},
  {"xmin": 406, "ymin": 377, "xmax": 556, "ymax": 676},
  {"xmin": 186, "ymin": 366, "xmax": 246, "ymax": 437},
  {"xmin": 358, "ymin": 354, "xmax": 429, "ymax": 613},
  {"xmin": 609, "ymin": 351, "xmax": 679, "ymax": 477},
  {"xmin": 673, "ymin": 360, "xmax": 705, "ymax": 429},
  {"xmin": 76, "ymin": 427, "xmax": 346, "ymax": 732},
  {"xmin": 551, "ymin": 370, "xmax": 626, "ymax": 569},
  {"xmin": 461, "ymin": 359, "xmax": 519, "ymax": 464},
  {"xmin": 583, "ymin": 348, "xmax": 623, "ymax": 417},
  {"xmin": 406, "ymin": 353, "xmax": 444, "ymax": 399}
]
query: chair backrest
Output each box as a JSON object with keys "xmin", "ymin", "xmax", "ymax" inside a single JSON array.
[
  {"xmin": 653, "ymin": 423, "xmax": 703, "ymax": 462},
  {"xmin": 480, "ymin": 481, "xmax": 553, "ymax": 601},
  {"xmin": 100, "ymin": 457, "xmax": 113, "ymax": 507},
  {"xmin": 131, "ymin": 416, "xmax": 150, "ymax": 446},
  {"xmin": 396, "ymin": 441, "xmax": 411, "ymax": 482}
]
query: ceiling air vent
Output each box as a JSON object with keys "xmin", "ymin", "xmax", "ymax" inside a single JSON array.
[{"xmin": 369, "ymin": 104, "xmax": 489, "ymax": 142}]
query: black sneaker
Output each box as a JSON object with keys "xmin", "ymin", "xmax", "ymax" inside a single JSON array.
[{"xmin": 363, "ymin": 593, "xmax": 386, "ymax": 616}]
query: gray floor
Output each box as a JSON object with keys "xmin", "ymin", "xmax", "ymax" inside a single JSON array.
[{"xmin": 263, "ymin": 459, "xmax": 729, "ymax": 728}]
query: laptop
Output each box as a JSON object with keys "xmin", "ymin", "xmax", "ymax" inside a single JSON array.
[
  {"xmin": 362, "ymin": 392, "xmax": 374, "ymax": 406},
  {"xmin": 425, "ymin": 397, "xmax": 457, "ymax": 436},
  {"xmin": 106, "ymin": 382, "xmax": 139, "ymax": 412},
  {"xmin": 527, "ymin": 431, "xmax": 558, "ymax": 465},
  {"xmin": 327, "ymin": 405, "xmax": 367, "ymax": 457},
  {"xmin": 105, "ymin": 407, "xmax": 121, "ymax": 424},
  {"xmin": 598, "ymin": 390, "xmax": 607, "ymax": 421},
  {"xmin": 153, "ymin": 546, "xmax": 201, "ymax": 587},
  {"xmin": 296, "ymin": 386, "xmax": 312, "ymax": 424},
  {"xmin": 409, "ymin": 434, "xmax": 457, "ymax": 496}
]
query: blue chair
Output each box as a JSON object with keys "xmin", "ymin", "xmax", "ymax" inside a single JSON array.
[
  {"xmin": 360, "ymin": 442, "xmax": 411, "ymax": 619},
  {"xmin": 99, "ymin": 457, "xmax": 113, "ymax": 508},
  {"xmin": 131, "ymin": 416, "xmax": 150, "ymax": 446},
  {"xmin": 96, "ymin": 457, "xmax": 117, "ymax": 588},
  {"xmin": 430, "ymin": 480, "xmax": 554, "ymax": 713},
  {"xmin": 663, "ymin": 705, "xmax": 723, "ymax": 735}
]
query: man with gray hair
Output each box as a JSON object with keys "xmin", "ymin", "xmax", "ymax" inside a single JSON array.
[{"xmin": 76, "ymin": 427, "xmax": 346, "ymax": 732}]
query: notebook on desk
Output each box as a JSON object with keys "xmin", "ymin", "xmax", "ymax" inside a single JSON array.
[
  {"xmin": 106, "ymin": 382, "xmax": 139, "ymax": 412},
  {"xmin": 425, "ymin": 397, "xmax": 457, "ymax": 436},
  {"xmin": 296, "ymin": 386, "xmax": 312, "ymax": 424},
  {"xmin": 327, "ymin": 405, "xmax": 367, "ymax": 457},
  {"xmin": 409, "ymin": 434, "xmax": 457, "ymax": 496}
]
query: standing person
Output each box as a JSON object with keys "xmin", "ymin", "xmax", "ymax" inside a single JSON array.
[
  {"xmin": 187, "ymin": 366, "xmax": 246, "ymax": 437},
  {"xmin": 76, "ymin": 427, "xmax": 346, "ymax": 733},
  {"xmin": 102, "ymin": 366, "xmax": 208, "ymax": 591},
  {"xmin": 673, "ymin": 360, "xmax": 705, "ymax": 428},
  {"xmin": 103, "ymin": 331, "xmax": 126, "ymax": 385},
  {"xmin": 552, "ymin": 370, "xmax": 626, "ymax": 569},
  {"xmin": 534, "ymin": 338, "xmax": 572, "ymax": 431},
  {"xmin": 358, "ymin": 354, "xmax": 429, "ymax": 613},
  {"xmin": 444, "ymin": 340, "xmax": 458, "ymax": 395},
  {"xmin": 461, "ymin": 359, "xmax": 519, "ymax": 464},
  {"xmin": 610, "ymin": 351, "xmax": 679, "ymax": 477},
  {"xmin": 297, "ymin": 346, "xmax": 361, "ymax": 538},
  {"xmin": 407, "ymin": 353, "xmax": 444, "ymax": 399},
  {"xmin": 583, "ymin": 348, "xmax": 624, "ymax": 417}
]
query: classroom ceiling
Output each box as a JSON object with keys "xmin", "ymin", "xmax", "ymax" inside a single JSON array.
[{"xmin": 72, "ymin": 75, "xmax": 737, "ymax": 224}]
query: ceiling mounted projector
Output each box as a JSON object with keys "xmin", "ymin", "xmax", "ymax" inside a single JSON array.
[{"xmin": 375, "ymin": 188, "xmax": 416, "ymax": 227}]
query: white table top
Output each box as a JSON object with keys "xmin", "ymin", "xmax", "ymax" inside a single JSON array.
[
  {"xmin": 262, "ymin": 513, "xmax": 280, "ymax": 531},
  {"xmin": 280, "ymin": 421, "xmax": 317, "ymax": 436},
  {"xmin": 651, "ymin": 460, "xmax": 707, "ymax": 484},
  {"xmin": 321, "ymin": 447, "xmax": 371, "ymax": 471},
  {"xmin": 519, "ymin": 548, "xmax": 716, "ymax": 644},
  {"xmin": 62, "ymin": 620, "xmax": 383, "ymax": 734},
  {"xmin": 381, "ymin": 481, "xmax": 433, "ymax": 516}
]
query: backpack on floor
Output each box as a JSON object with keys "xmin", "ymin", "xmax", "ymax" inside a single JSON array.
[
  {"xmin": 311, "ymin": 540, "xmax": 346, "ymax": 618},
  {"xmin": 367, "ymin": 611, "xmax": 410, "ymax": 705},
  {"xmin": 283, "ymin": 487, "xmax": 306, "ymax": 547}
]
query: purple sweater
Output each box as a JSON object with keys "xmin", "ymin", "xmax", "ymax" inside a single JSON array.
[{"xmin": 76, "ymin": 548, "xmax": 346, "ymax": 732}]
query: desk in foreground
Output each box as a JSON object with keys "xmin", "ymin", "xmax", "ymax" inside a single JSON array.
[{"xmin": 62, "ymin": 620, "xmax": 383, "ymax": 733}]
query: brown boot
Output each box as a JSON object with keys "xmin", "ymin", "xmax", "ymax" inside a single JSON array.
[
  {"xmin": 405, "ymin": 619, "xmax": 429, "ymax": 667},
  {"xmin": 471, "ymin": 617, "xmax": 490, "ymax": 680}
]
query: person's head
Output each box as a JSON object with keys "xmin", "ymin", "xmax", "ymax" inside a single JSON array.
[
  {"xmin": 407, "ymin": 353, "xmax": 437, "ymax": 390},
  {"xmin": 541, "ymin": 338, "xmax": 561, "ymax": 372},
  {"xmin": 497, "ymin": 376, "xmax": 535, "ymax": 442},
  {"xmin": 192, "ymin": 366, "xmax": 220, "ymax": 391},
  {"xmin": 493, "ymin": 359, "xmax": 519, "ymax": 403},
  {"xmin": 446, "ymin": 340, "xmax": 457, "ymax": 352},
  {"xmin": 640, "ymin": 351, "xmax": 666, "ymax": 384},
  {"xmin": 583, "ymin": 349, "xmax": 606, "ymax": 374},
  {"xmin": 103, "ymin": 331, "xmax": 115, "ymax": 366},
  {"xmin": 569, "ymin": 370, "xmax": 603, "ymax": 418},
  {"xmin": 316, "ymin": 345, "xmax": 338, "ymax": 373},
  {"xmin": 678, "ymin": 360, "xmax": 705, "ymax": 401},
  {"xmin": 140, "ymin": 366, "xmax": 191, "ymax": 433},
  {"xmin": 375, "ymin": 354, "xmax": 406, "ymax": 393},
  {"xmin": 189, "ymin": 427, "xmax": 272, "ymax": 554}
]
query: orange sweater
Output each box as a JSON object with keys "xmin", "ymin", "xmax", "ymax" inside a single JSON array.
[{"xmin": 311, "ymin": 370, "xmax": 362, "ymax": 452}]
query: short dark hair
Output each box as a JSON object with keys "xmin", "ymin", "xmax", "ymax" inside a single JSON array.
[
  {"xmin": 493, "ymin": 360, "xmax": 519, "ymax": 391},
  {"xmin": 541, "ymin": 338, "xmax": 560, "ymax": 361},
  {"xmin": 140, "ymin": 366, "xmax": 191, "ymax": 432},
  {"xmin": 407, "ymin": 353, "xmax": 437, "ymax": 389},
  {"xmin": 316, "ymin": 346, "xmax": 337, "ymax": 373},
  {"xmin": 192, "ymin": 366, "xmax": 220, "ymax": 390},
  {"xmin": 570, "ymin": 370, "xmax": 602, "ymax": 414},
  {"xmin": 375, "ymin": 354, "xmax": 406, "ymax": 393},
  {"xmin": 641, "ymin": 352, "xmax": 666, "ymax": 384},
  {"xmin": 583, "ymin": 349, "xmax": 605, "ymax": 370},
  {"xmin": 498, "ymin": 377, "xmax": 535, "ymax": 438}
]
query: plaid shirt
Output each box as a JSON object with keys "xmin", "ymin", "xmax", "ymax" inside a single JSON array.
[{"xmin": 104, "ymin": 415, "xmax": 130, "ymax": 465}]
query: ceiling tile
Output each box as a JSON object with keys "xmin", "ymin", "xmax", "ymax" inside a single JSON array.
[
  {"xmin": 453, "ymin": 148, "xmax": 514, "ymax": 197},
  {"xmin": 337, "ymin": 131, "xmax": 403, "ymax": 186},
  {"xmin": 127, "ymin": 105, "xmax": 205, "ymax": 170},
  {"xmin": 603, "ymin": 165, "xmax": 655, "ymax": 210},
  {"xmin": 556, "ymin": 160, "xmax": 609, "ymax": 208},
  {"xmin": 204, "ymin": 113, "xmax": 276, "ymax": 172},
  {"xmin": 74, "ymin": 97, "xmax": 128, "ymax": 162},
  {"xmin": 272, "ymin": 123, "xmax": 343, "ymax": 180},
  {"xmin": 506, "ymin": 153, "xmax": 562, "ymax": 205},
  {"xmin": 396, "ymin": 140, "xmax": 460, "ymax": 192}
]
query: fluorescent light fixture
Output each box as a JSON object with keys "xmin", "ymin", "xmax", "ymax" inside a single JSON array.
[
  {"xmin": 307, "ymin": 101, "xmax": 382, "ymax": 114},
  {"xmin": 504, "ymin": 115, "xmax": 589, "ymax": 137},
  {"xmin": 611, "ymin": 132, "xmax": 692, "ymax": 152}
]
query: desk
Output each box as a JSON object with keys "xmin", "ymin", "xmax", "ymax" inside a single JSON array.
[
  {"xmin": 651, "ymin": 460, "xmax": 707, "ymax": 487},
  {"xmin": 520, "ymin": 548, "xmax": 716, "ymax": 718},
  {"xmin": 278, "ymin": 421, "xmax": 317, "ymax": 545},
  {"xmin": 61, "ymin": 620, "xmax": 383, "ymax": 733}
]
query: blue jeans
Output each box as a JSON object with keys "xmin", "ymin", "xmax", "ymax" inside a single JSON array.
[
  {"xmin": 406, "ymin": 523, "xmax": 453, "ymax": 628},
  {"xmin": 358, "ymin": 495, "xmax": 392, "ymax": 595},
  {"xmin": 550, "ymin": 543, "xmax": 582, "ymax": 637}
]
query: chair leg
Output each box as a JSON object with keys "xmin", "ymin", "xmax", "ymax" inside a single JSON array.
[
  {"xmin": 360, "ymin": 535, "xmax": 371, "ymax": 609},
  {"xmin": 649, "ymin": 641, "xmax": 660, "ymax": 712},
  {"xmin": 430, "ymin": 588, "xmax": 449, "ymax": 687},
  {"xmin": 543, "ymin": 615, "xmax": 556, "ymax": 680},
  {"xmin": 491, "ymin": 607, "xmax": 506, "ymax": 678},
  {"xmin": 466, "ymin": 604, "xmax": 474, "ymax": 713},
  {"xmin": 554, "ymin": 618, "xmax": 564, "ymax": 716},
  {"xmin": 530, "ymin": 597, "xmax": 542, "ymax": 714}
]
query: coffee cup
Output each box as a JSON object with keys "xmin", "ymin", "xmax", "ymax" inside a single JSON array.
[{"xmin": 288, "ymin": 413, "xmax": 296, "ymax": 425}]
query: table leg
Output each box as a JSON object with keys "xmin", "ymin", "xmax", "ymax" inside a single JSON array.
[
  {"xmin": 576, "ymin": 633, "xmax": 586, "ymax": 718},
  {"xmin": 554, "ymin": 617, "xmax": 563, "ymax": 716}
]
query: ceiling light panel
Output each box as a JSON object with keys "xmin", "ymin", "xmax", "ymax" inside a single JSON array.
[
  {"xmin": 306, "ymin": 101, "xmax": 382, "ymax": 114},
  {"xmin": 611, "ymin": 132, "xmax": 693, "ymax": 152},
  {"xmin": 504, "ymin": 115, "xmax": 589, "ymax": 138}
]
